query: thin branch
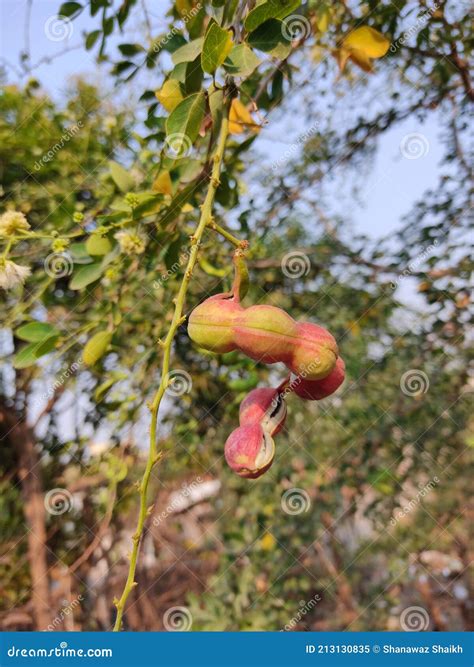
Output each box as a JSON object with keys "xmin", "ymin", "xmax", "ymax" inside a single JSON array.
[{"xmin": 112, "ymin": 94, "xmax": 232, "ymax": 632}]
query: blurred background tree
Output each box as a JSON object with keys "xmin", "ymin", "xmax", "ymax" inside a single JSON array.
[{"xmin": 0, "ymin": 0, "xmax": 472, "ymax": 631}]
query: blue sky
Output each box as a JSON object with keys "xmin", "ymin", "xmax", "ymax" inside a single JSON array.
[{"xmin": 1, "ymin": 0, "xmax": 444, "ymax": 246}]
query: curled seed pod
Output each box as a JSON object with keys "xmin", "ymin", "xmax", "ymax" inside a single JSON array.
[
  {"xmin": 293, "ymin": 357, "xmax": 345, "ymax": 400},
  {"xmin": 224, "ymin": 423, "xmax": 275, "ymax": 479},
  {"xmin": 239, "ymin": 380, "xmax": 289, "ymax": 435}
]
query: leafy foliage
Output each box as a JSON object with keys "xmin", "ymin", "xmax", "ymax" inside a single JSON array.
[{"xmin": 0, "ymin": 0, "xmax": 471, "ymax": 632}]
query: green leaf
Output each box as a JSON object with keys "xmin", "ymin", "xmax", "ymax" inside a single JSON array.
[
  {"xmin": 118, "ymin": 43, "xmax": 144, "ymax": 56},
  {"xmin": 165, "ymin": 92, "xmax": 206, "ymax": 147},
  {"xmin": 69, "ymin": 262, "xmax": 104, "ymax": 290},
  {"xmin": 244, "ymin": 0, "xmax": 301, "ymax": 31},
  {"xmin": 59, "ymin": 1, "xmax": 83, "ymax": 18},
  {"xmin": 16, "ymin": 322, "xmax": 60, "ymax": 343},
  {"xmin": 171, "ymin": 38, "xmax": 204, "ymax": 65},
  {"xmin": 86, "ymin": 234, "xmax": 112, "ymax": 256},
  {"xmin": 69, "ymin": 242, "xmax": 94, "ymax": 264},
  {"xmin": 248, "ymin": 19, "xmax": 292, "ymax": 58},
  {"xmin": 201, "ymin": 22, "xmax": 233, "ymax": 74},
  {"xmin": 224, "ymin": 44, "xmax": 261, "ymax": 77},
  {"xmin": 208, "ymin": 83, "xmax": 224, "ymax": 136},
  {"xmin": 85, "ymin": 30, "xmax": 101, "ymax": 50},
  {"xmin": 132, "ymin": 193, "xmax": 164, "ymax": 219},
  {"xmin": 13, "ymin": 336, "xmax": 59, "ymax": 369},
  {"xmin": 109, "ymin": 160, "xmax": 135, "ymax": 192},
  {"xmin": 94, "ymin": 378, "xmax": 114, "ymax": 402},
  {"xmin": 83, "ymin": 331, "xmax": 112, "ymax": 366},
  {"xmin": 159, "ymin": 183, "xmax": 196, "ymax": 227},
  {"xmin": 184, "ymin": 56, "xmax": 203, "ymax": 94}
]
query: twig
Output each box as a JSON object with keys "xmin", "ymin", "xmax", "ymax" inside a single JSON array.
[{"xmin": 112, "ymin": 95, "xmax": 232, "ymax": 632}]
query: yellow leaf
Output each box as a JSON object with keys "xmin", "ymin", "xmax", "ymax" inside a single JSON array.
[
  {"xmin": 155, "ymin": 79, "xmax": 183, "ymax": 113},
  {"xmin": 153, "ymin": 171, "xmax": 173, "ymax": 195},
  {"xmin": 337, "ymin": 26, "xmax": 389, "ymax": 73},
  {"xmin": 343, "ymin": 26, "xmax": 390, "ymax": 57},
  {"xmin": 228, "ymin": 98, "xmax": 260, "ymax": 134},
  {"xmin": 259, "ymin": 532, "xmax": 276, "ymax": 551},
  {"xmin": 83, "ymin": 331, "xmax": 112, "ymax": 366},
  {"xmin": 316, "ymin": 9, "xmax": 330, "ymax": 33},
  {"xmin": 346, "ymin": 320, "xmax": 361, "ymax": 336}
]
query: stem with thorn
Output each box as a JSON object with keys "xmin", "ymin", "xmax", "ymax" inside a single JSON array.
[
  {"xmin": 208, "ymin": 219, "xmax": 247, "ymax": 248},
  {"xmin": 113, "ymin": 96, "xmax": 232, "ymax": 632}
]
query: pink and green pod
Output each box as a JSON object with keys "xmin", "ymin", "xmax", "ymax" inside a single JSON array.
[
  {"xmin": 288, "ymin": 322, "xmax": 338, "ymax": 380},
  {"xmin": 293, "ymin": 357, "xmax": 345, "ymax": 400},
  {"xmin": 224, "ymin": 423, "xmax": 275, "ymax": 479},
  {"xmin": 239, "ymin": 383, "xmax": 288, "ymax": 435},
  {"xmin": 187, "ymin": 294, "xmax": 242, "ymax": 353},
  {"xmin": 188, "ymin": 295, "xmax": 338, "ymax": 380}
]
